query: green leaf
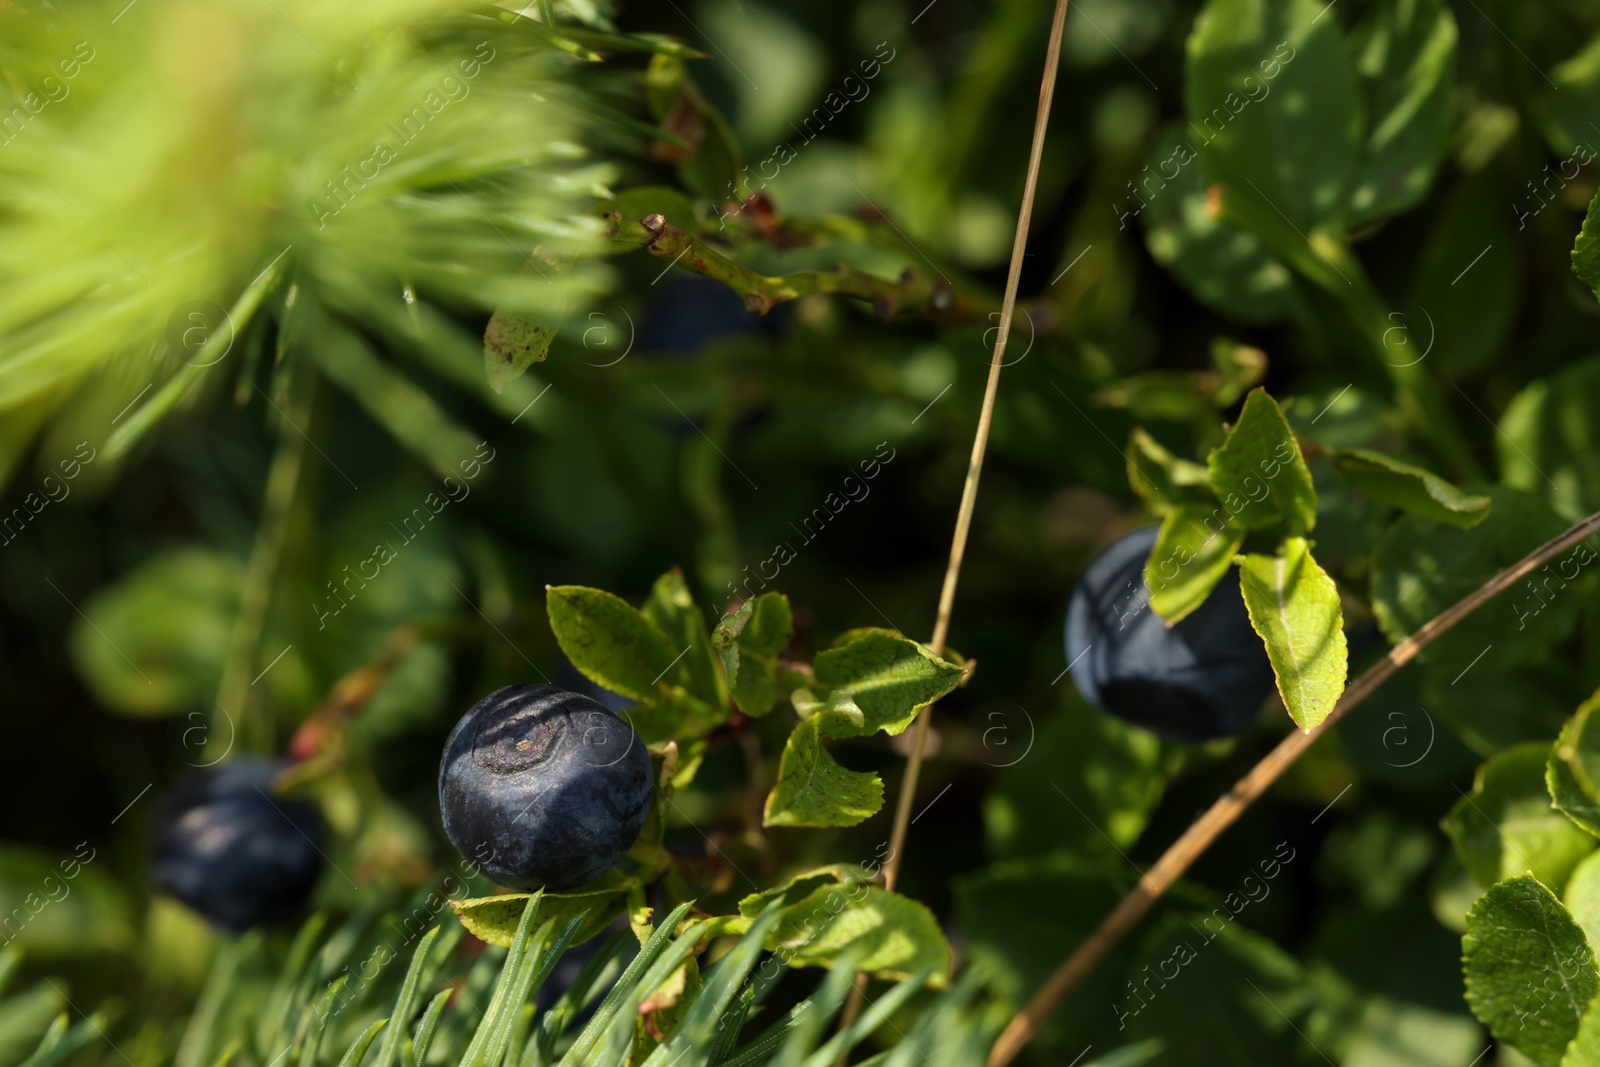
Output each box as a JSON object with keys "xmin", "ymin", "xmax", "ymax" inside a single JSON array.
[
  {"xmin": 1564, "ymin": 995, "xmax": 1600, "ymax": 1067},
  {"xmin": 1543, "ymin": 34, "xmax": 1600, "ymax": 156},
  {"xmin": 1345, "ymin": 0, "xmax": 1458, "ymax": 226},
  {"xmin": 1444, "ymin": 744, "xmax": 1596, "ymax": 891},
  {"xmin": 1566, "ymin": 851, "xmax": 1600, "ymax": 956},
  {"xmin": 736, "ymin": 869, "xmax": 951, "ymax": 985},
  {"xmin": 611, "ymin": 186, "xmax": 701, "ymax": 235},
  {"xmin": 1139, "ymin": 124, "xmax": 1297, "ymax": 324},
  {"xmin": 1210, "ymin": 337, "xmax": 1269, "ymax": 408},
  {"xmin": 1237, "ymin": 537, "xmax": 1348, "ymax": 731},
  {"xmin": 482, "ymin": 309, "xmax": 554, "ymax": 394},
  {"xmin": 1500, "ymin": 356, "xmax": 1600, "ymax": 521},
  {"xmin": 1551, "ymin": 690, "xmax": 1600, "ymax": 838},
  {"xmin": 736, "ymin": 864, "xmax": 871, "ymax": 918},
  {"xmin": 642, "ymin": 569, "xmax": 727, "ymax": 710},
  {"xmin": 1576, "ymin": 191, "xmax": 1600, "ymax": 309},
  {"xmin": 983, "ymin": 696, "xmax": 1164, "ymax": 864},
  {"xmin": 953, "ymin": 855, "xmax": 1133, "ymax": 1045},
  {"xmin": 1120, "ymin": 913, "xmax": 1319, "ymax": 1063},
  {"xmin": 1126, "ymin": 428, "xmax": 1214, "ymax": 515},
  {"xmin": 644, "ymin": 56, "xmax": 743, "ymax": 201},
  {"xmin": 0, "ymin": 846, "xmax": 132, "ymax": 958},
  {"xmin": 68, "ymin": 548, "xmax": 241, "ymax": 717},
  {"xmin": 1207, "ymin": 388, "xmax": 1318, "ymax": 533},
  {"xmin": 1409, "ymin": 170, "xmax": 1518, "ymax": 379},
  {"xmin": 450, "ymin": 877, "xmax": 632, "ymax": 949},
  {"xmin": 763, "ymin": 716, "xmax": 883, "ymax": 828},
  {"xmin": 546, "ymin": 585, "xmax": 682, "ymax": 701},
  {"xmin": 1186, "ymin": 0, "xmax": 1361, "ymax": 236},
  {"xmin": 1329, "ymin": 448, "xmax": 1491, "ymax": 528},
  {"xmin": 1463, "ymin": 875, "xmax": 1598, "ymax": 1067},
  {"xmin": 801, "ymin": 630, "xmax": 964, "ymax": 737},
  {"xmin": 1372, "ymin": 487, "xmax": 1585, "ymax": 672},
  {"xmin": 712, "ymin": 592, "xmax": 794, "ymax": 717},
  {"xmin": 1144, "ymin": 500, "xmax": 1247, "ymax": 624}
]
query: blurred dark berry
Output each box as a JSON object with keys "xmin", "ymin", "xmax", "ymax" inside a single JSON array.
[{"xmin": 1065, "ymin": 525, "xmax": 1275, "ymax": 742}]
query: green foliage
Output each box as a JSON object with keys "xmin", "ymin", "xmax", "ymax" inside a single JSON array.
[
  {"xmin": 1463, "ymin": 876, "xmax": 1597, "ymax": 1067},
  {"xmin": 1327, "ymin": 450, "xmax": 1491, "ymax": 528},
  {"xmin": 1206, "ymin": 389, "xmax": 1318, "ymax": 534},
  {"xmin": 712, "ymin": 593, "xmax": 794, "ymax": 718},
  {"xmin": 1444, "ymin": 744, "xmax": 1595, "ymax": 891},
  {"xmin": 15, "ymin": 0, "xmax": 1600, "ymax": 1063},
  {"xmin": 1551, "ymin": 691, "xmax": 1600, "ymax": 839},
  {"xmin": 1237, "ymin": 537, "xmax": 1348, "ymax": 731}
]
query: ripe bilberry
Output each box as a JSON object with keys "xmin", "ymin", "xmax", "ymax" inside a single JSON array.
[
  {"xmin": 1065, "ymin": 526, "xmax": 1274, "ymax": 742},
  {"xmin": 150, "ymin": 758, "xmax": 324, "ymax": 932},
  {"xmin": 438, "ymin": 684, "xmax": 653, "ymax": 890}
]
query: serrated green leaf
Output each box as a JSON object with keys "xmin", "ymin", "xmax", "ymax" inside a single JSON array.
[
  {"xmin": 736, "ymin": 872, "xmax": 950, "ymax": 985},
  {"xmin": 1330, "ymin": 448, "xmax": 1491, "ymax": 527},
  {"xmin": 1446, "ymin": 744, "xmax": 1596, "ymax": 891},
  {"xmin": 1463, "ymin": 875, "xmax": 1597, "ymax": 1067},
  {"xmin": 763, "ymin": 716, "xmax": 883, "ymax": 828},
  {"xmin": 1576, "ymin": 192, "xmax": 1600, "ymax": 309},
  {"xmin": 546, "ymin": 585, "xmax": 682, "ymax": 702},
  {"xmin": 1144, "ymin": 501, "xmax": 1246, "ymax": 623},
  {"xmin": 1207, "ymin": 389, "xmax": 1318, "ymax": 534},
  {"xmin": 1237, "ymin": 537, "xmax": 1347, "ymax": 731},
  {"xmin": 804, "ymin": 630, "xmax": 963, "ymax": 737},
  {"xmin": 1346, "ymin": 0, "xmax": 1457, "ymax": 226},
  {"xmin": 450, "ymin": 878, "xmax": 631, "ymax": 950},
  {"xmin": 736, "ymin": 865, "xmax": 869, "ymax": 918},
  {"xmin": 712, "ymin": 593, "xmax": 794, "ymax": 717},
  {"xmin": 1127, "ymin": 428, "xmax": 1214, "ymax": 515},
  {"xmin": 1551, "ymin": 691, "xmax": 1600, "ymax": 838},
  {"xmin": 642, "ymin": 569, "xmax": 726, "ymax": 710}
]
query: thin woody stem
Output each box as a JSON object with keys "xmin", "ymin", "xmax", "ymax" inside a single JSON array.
[
  {"xmin": 835, "ymin": 4, "xmax": 1073, "ymax": 1050},
  {"xmin": 604, "ymin": 211, "xmax": 1048, "ymax": 326},
  {"xmin": 882, "ymin": 0, "xmax": 1074, "ymax": 896},
  {"xmin": 985, "ymin": 506, "xmax": 1600, "ymax": 1067}
]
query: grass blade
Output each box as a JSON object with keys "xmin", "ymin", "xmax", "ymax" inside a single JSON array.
[
  {"xmin": 335, "ymin": 1019, "xmax": 388, "ymax": 1067},
  {"xmin": 370, "ymin": 927, "xmax": 441, "ymax": 1067},
  {"xmin": 407, "ymin": 989, "xmax": 452, "ymax": 1067},
  {"xmin": 555, "ymin": 901, "xmax": 694, "ymax": 1067}
]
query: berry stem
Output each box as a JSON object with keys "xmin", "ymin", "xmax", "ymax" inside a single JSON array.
[{"xmin": 986, "ymin": 505, "xmax": 1600, "ymax": 1067}]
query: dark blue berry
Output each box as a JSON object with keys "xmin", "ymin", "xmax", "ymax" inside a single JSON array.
[
  {"xmin": 150, "ymin": 758, "xmax": 324, "ymax": 932},
  {"xmin": 438, "ymin": 684, "xmax": 653, "ymax": 891},
  {"xmin": 1065, "ymin": 526, "xmax": 1275, "ymax": 742}
]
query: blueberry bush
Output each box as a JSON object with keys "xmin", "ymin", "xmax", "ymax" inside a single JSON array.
[{"xmin": 8, "ymin": 0, "xmax": 1600, "ymax": 1064}]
